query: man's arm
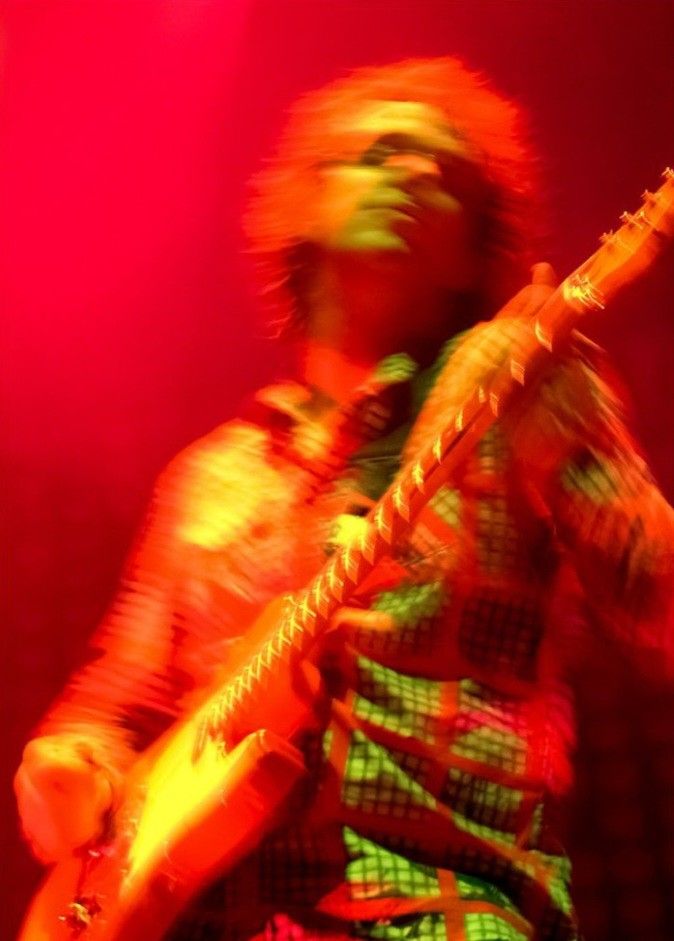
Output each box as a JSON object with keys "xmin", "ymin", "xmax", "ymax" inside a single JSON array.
[
  {"xmin": 14, "ymin": 419, "xmax": 284, "ymax": 861},
  {"xmin": 508, "ymin": 337, "xmax": 674, "ymax": 667}
]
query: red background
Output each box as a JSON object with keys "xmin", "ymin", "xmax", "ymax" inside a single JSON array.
[{"xmin": 2, "ymin": 2, "xmax": 673, "ymax": 939}]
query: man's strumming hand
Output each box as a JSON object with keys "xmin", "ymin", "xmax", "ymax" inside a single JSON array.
[{"xmin": 14, "ymin": 734, "xmax": 118, "ymax": 863}]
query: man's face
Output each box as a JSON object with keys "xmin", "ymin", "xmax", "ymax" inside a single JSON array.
[{"xmin": 310, "ymin": 100, "xmax": 487, "ymax": 293}]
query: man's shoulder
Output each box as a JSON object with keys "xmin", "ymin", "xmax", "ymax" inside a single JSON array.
[
  {"xmin": 161, "ymin": 379, "xmax": 311, "ymax": 480},
  {"xmin": 149, "ymin": 418, "xmax": 291, "ymax": 553},
  {"xmin": 162, "ymin": 418, "xmax": 272, "ymax": 483}
]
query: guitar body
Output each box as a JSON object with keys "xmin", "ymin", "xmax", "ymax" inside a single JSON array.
[{"xmin": 18, "ymin": 728, "xmax": 306, "ymax": 941}]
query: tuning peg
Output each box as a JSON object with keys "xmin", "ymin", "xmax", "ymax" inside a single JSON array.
[
  {"xmin": 619, "ymin": 211, "xmax": 633, "ymax": 225},
  {"xmin": 663, "ymin": 167, "xmax": 673, "ymax": 180},
  {"xmin": 599, "ymin": 230, "xmax": 614, "ymax": 243}
]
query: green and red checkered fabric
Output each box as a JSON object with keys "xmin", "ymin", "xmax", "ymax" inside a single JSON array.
[{"xmin": 44, "ymin": 321, "xmax": 674, "ymax": 940}]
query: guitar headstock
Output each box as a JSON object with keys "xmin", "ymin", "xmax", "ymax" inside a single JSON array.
[{"xmin": 577, "ymin": 167, "xmax": 674, "ymax": 304}]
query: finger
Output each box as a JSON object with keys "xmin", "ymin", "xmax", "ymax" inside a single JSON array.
[
  {"xmin": 530, "ymin": 261, "xmax": 558, "ymax": 287},
  {"xmin": 511, "ymin": 263, "xmax": 557, "ymax": 321},
  {"xmin": 331, "ymin": 607, "xmax": 394, "ymax": 632},
  {"xmin": 496, "ymin": 262, "xmax": 559, "ymax": 321},
  {"xmin": 22, "ymin": 737, "xmax": 91, "ymax": 774}
]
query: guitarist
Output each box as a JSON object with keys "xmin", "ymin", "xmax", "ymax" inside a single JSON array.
[{"xmin": 14, "ymin": 58, "xmax": 674, "ymax": 940}]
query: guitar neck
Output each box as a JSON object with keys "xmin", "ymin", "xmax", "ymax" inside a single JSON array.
[{"xmin": 200, "ymin": 169, "xmax": 674, "ymax": 750}]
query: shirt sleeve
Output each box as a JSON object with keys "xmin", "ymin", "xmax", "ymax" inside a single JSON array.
[
  {"xmin": 506, "ymin": 335, "xmax": 674, "ymax": 671},
  {"xmin": 35, "ymin": 419, "xmax": 286, "ymax": 776}
]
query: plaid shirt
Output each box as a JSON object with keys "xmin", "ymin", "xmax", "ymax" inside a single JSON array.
[{"xmin": 41, "ymin": 320, "xmax": 674, "ymax": 941}]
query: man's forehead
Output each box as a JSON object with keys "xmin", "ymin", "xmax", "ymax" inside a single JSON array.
[{"xmin": 331, "ymin": 98, "xmax": 470, "ymax": 156}]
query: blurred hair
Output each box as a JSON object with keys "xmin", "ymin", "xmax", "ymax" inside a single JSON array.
[{"xmin": 244, "ymin": 57, "xmax": 540, "ymax": 339}]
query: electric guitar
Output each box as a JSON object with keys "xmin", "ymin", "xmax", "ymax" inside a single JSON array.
[{"xmin": 18, "ymin": 170, "xmax": 674, "ymax": 941}]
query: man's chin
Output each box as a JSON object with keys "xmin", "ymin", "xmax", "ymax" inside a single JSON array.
[{"xmin": 334, "ymin": 232, "xmax": 415, "ymax": 268}]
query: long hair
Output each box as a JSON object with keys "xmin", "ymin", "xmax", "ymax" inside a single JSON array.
[{"xmin": 245, "ymin": 57, "xmax": 539, "ymax": 338}]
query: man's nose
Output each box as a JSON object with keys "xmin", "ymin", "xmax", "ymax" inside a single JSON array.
[{"xmin": 382, "ymin": 152, "xmax": 442, "ymax": 182}]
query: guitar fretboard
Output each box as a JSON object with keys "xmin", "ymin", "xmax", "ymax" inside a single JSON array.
[{"xmin": 197, "ymin": 169, "xmax": 674, "ymax": 754}]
